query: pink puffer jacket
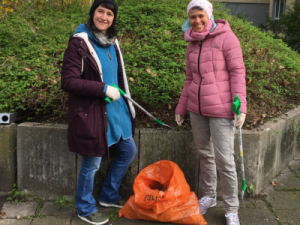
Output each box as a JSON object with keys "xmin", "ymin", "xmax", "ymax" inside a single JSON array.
[{"xmin": 175, "ymin": 19, "xmax": 247, "ymax": 119}]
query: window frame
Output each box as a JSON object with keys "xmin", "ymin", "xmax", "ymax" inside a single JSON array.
[{"xmin": 273, "ymin": 0, "xmax": 286, "ymax": 20}]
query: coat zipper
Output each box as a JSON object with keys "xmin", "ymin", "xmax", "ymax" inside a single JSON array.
[
  {"xmin": 79, "ymin": 47, "xmax": 102, "ymax": 81},
  {"xmin": 198, "ymin": 41, "xmax": 202, "ymax": 115}
]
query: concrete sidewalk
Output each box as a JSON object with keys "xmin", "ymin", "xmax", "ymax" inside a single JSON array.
[{"xmin": 0, "ymin": 160, "xmax": 299, "ymax": 225}]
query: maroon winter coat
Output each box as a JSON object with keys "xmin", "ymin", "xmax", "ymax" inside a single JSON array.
[{"xmin": 61, "ymin": 36, "xmax": 135, "ymax": 157}]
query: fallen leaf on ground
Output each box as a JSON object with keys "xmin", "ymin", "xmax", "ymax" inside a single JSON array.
[
  {"xmin": 272, "ymin": 181, "xmax": 277, "ymax": 186},
  {"xmin": 262, "ymin": 114, "xmax": 267, "ymax": 118},
  {"xmin": 49, "ymin": 79, "xmax": 57, "ymax": 84},
  {"xmin": 168, "ymin": 104, "xmax": 172, "ymax": 110},
  {"xmin": 129, "ymin": 77, "xmax": 135, "ymax": 83},
  {"xmin": 24, "ymin": 68, "xmax": 31, "ymax": 72},
  {"xmin": 164, "ymin": 30, "xmax": 171, "ymax": 35},
  {"xmin": 0, "ymin": 212, "xmax": 5, "ymax": 217},
  {"xmin": 146, "ymin": 68, "xmax": 158, "ymax": 76},
  {"xmin": 279, "ymin": 65, "xmax": 285, "ymax": 70},
  {"xmin": 17, "ymin": 215, "xmax": 21, "ymax": 219}
]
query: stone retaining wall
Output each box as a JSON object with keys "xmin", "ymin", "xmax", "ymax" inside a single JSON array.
[
  {"xmin": 0, "ymin": 123, "xmax": 17, "ymax": 192},
  {"xmin": 1, "ymin": 106, "xmax": 300, "ymax": 199}
]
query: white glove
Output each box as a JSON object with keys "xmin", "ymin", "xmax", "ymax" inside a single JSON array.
[
  {"xmin": 105, "ymin": 85, "xmax": 120, "ymax": 101},
  {"xmin": 234, "ymin": 113, "xmax": 246, "ymax": 128},
  {"xmin": 175, "ymin": 113, "xmax": 184, "ymax": 126}
]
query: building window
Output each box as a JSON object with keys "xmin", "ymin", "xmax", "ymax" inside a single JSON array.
[{"xmin": 273, "ymin": 0, "xmax": 286, "ymax": 20}]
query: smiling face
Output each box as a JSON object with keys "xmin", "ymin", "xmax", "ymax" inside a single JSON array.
[
  {"xmin": 93, "ymin": 5, "xmax": 114, "ymax": 33},
  {"xmin": 188, "ymin": 9, "xmax": 209, "ymax": 33}
]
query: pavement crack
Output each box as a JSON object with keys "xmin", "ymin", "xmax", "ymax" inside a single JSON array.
[
  {"xmin": 262, "ymin": 198, "xmax": 282, "ymax": 225},
  {"xmin": 29, "ymin": 218, "xmax": 34, "ymax": 225}
]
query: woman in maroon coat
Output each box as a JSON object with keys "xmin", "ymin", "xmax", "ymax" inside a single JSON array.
[{"xmin": 61, "ymin": 0, "xmax": 136, "ymax": 224}]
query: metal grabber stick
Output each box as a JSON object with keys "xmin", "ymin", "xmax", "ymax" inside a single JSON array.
[
  {"xmin": 232, "ymin": 94, "xmax": 247, "ymax": 203},
  {"xmin": 105, "ymin": 84, "xmax": 173, "ymax": 130}
]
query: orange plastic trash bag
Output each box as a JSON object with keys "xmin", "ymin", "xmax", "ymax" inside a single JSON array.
[{"xmin": 119, "ymin": 160, "xmax": 207, "ymax": 225}]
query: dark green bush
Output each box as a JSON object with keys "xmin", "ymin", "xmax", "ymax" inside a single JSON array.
[
  {"xmin": 0, "ymin": 0, "xmax": 300, "ymax": 127},
  {"xmin": 259, "ymin": 2, "xmax": 300, "ymax": 53}
]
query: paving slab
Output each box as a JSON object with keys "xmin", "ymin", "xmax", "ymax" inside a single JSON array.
[
  {"xmin": 238, "ymin": 208, "xmax": 277, "ymax": 225},
  {"xmin": 272, "ymin": 172, "xmax": 300, "ymax": 190},
  {"xmin": 70, "ymin": 214, "xmax": 86, "ymax": 225},
  {"xmin": 71, "ymin": 206, "xmax": 120, "ymax": 225},
  {"xmin": 72, "ymin": 213, "xmax": 128, "ymax": 225},
  {"xmin": 295, "ymin": 191, "xmax": 300, "ymax": 199},
  {"xmin": 266, "ymin": 190, "xmax": 300, "ymax": 210},
  {"xmin": 275, "ymin": 210, "xmax": 300, "ymax": 224},
  {"xmin": 288, "ymin": 160, "xmax": 300, "ymax": 171},
  {"xmin": 238, "ymin": 199, "xmax": 256, "ymax": 210},
  {"xmin": 204, "ymin": 199, "xmax": 273, "ymax": 225},
  {"xmin": 202, "ymin": 207, "xmax": 226, "ymax": 225},
  {"xmin": 213, "ymin": 200, "xmax": 224, "ymax": 208},
  {"xmin": 0, "ymin": 219, "xmax": 32, "ymax": 225},
  {"xmin": 31, "ymin": 215, "xmax": 71, "ymax": 225},
  {"xmin": 1, "ymin": 202, "xmax": 38, "ymax": 219},
  {"xmin": 246, "ymin": 198, "xmax": 269, "ymax": 210},
  {"xmin": 213, "ymin": 198, "xmax": 257, "ymax": 210},
  {"xmin": 73, "ymin": 206, "xmax": 207, "ymax": 225},
  {"xmin": 113, "ymin": 217, "xmax": 175, "ymax": 225},
  {"xmin": 41, "ymin": 203, "xmax": 76, "ymax": 216}
]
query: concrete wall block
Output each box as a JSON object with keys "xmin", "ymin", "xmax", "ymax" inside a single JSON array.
[
  {"xmin": 76, "ymin": 131, "xmax": 139, "ymax": 201},
  {"xmin": 13, "ymin": 106, "xmax": 300, "ymax": 200},
  {"xmin": 295, "ymin": 129, "xmax": 300, "ymax": 160},
  {"xmin": 17, "ymin": 123, "xmax": 76, "ymax": 199},
  {"xmin": 256, "ymin": 107, "xmax": 300, "ymax": 193},
  {"xmin": 256, "ymin": 130, "xmax": 275, "ymax": 193},
  {"xmin": 0, "ymin": 124, "xmax": 17, "ymax": 192},
  {"xmin": 278, "ymin": 119, "xmax": 296, "ymax": 169},
  {"xmin": 234, "ymin": 131, "xmax": 261, "ymax": 195},
  {"xmin": 139, "ymin": 129, "xmax": 199, "ymax": 193},
  {"xmin": 291, "ymin": 112, "xmax": 300, "ymax": 159}
]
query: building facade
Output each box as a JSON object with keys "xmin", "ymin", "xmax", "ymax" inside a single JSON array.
[{"xmin": 213, "ymin": 0, "xmax": 295, "ymax": 26}]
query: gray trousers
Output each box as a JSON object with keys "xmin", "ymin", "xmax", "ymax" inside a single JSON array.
[{"xmin": 190, "ymin": 112, "xmax": 239, "ymax": 213}]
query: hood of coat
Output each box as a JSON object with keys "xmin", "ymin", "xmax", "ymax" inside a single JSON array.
[
  {"xmin": 184, "ymin": 19, "xmax": 232, "ymax": 42},
  {"xmin": 74, "ymin": 24, "xmax": 99, "ymax": 44}
]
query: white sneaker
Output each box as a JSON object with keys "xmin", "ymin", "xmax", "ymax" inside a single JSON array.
[
  {"xmin": 198, "ymin": 196, "xmax": 217, "ymax": 215},
  {"xmin": 225, "ymin": 212, "xmax": 240, "ymax": 225}
]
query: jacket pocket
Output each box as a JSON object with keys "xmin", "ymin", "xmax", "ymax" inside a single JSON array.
[{"xmin": 76, "ymin": 102, "xmax": 99, "ymax": 139}]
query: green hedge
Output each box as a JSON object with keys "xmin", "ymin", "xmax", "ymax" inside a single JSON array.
[{"xmin": 0, "ymin": 0, "xmax": 300, "ymax": 127}]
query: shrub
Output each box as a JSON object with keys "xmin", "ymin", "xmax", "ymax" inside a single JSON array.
[
  {"xmin": 0, "ymin": 0, "xmax": 89, "ymax": 121},
  {"xmin": 259, "ymin": 2, "xmax": 300, "ymax": 53},
  {"xmin": 0, "ymin": 0, "xmax": 300, "ymax": 127}
]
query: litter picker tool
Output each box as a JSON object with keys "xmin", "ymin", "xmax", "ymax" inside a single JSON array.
[
  {"xmin": 105, "ymin": 84, "xmax": 173, "ymax": 129},
  {"xmin": 232, "ymin": 94, "xmax": 247, "ymax": 203}
]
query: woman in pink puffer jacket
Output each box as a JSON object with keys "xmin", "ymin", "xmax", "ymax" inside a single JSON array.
[{"xmin": 175, "ymin": 1, "xmax": 246, "ymax": 224}]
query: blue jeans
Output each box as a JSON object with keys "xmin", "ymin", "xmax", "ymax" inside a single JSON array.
[{"xmin": 75, "ymin": 137, "xmax": 137, "ymax": 217}]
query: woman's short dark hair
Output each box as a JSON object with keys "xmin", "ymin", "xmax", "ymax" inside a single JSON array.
[
  {"xmin": 191, "ymin": 6, "xmax": 204, "ymax": 11},
  {"xmin": 86, "ymin": 2, "xmax": 117, "ymax": 38}
]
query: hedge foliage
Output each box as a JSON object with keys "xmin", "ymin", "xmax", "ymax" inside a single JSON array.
[
  {"xmin": 259, "ymin": 1, "xmax": 300, "ymax": 53},
  {"xmin": 0, "ymin": 0, "xmax": 300, "ymax": 127}
]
